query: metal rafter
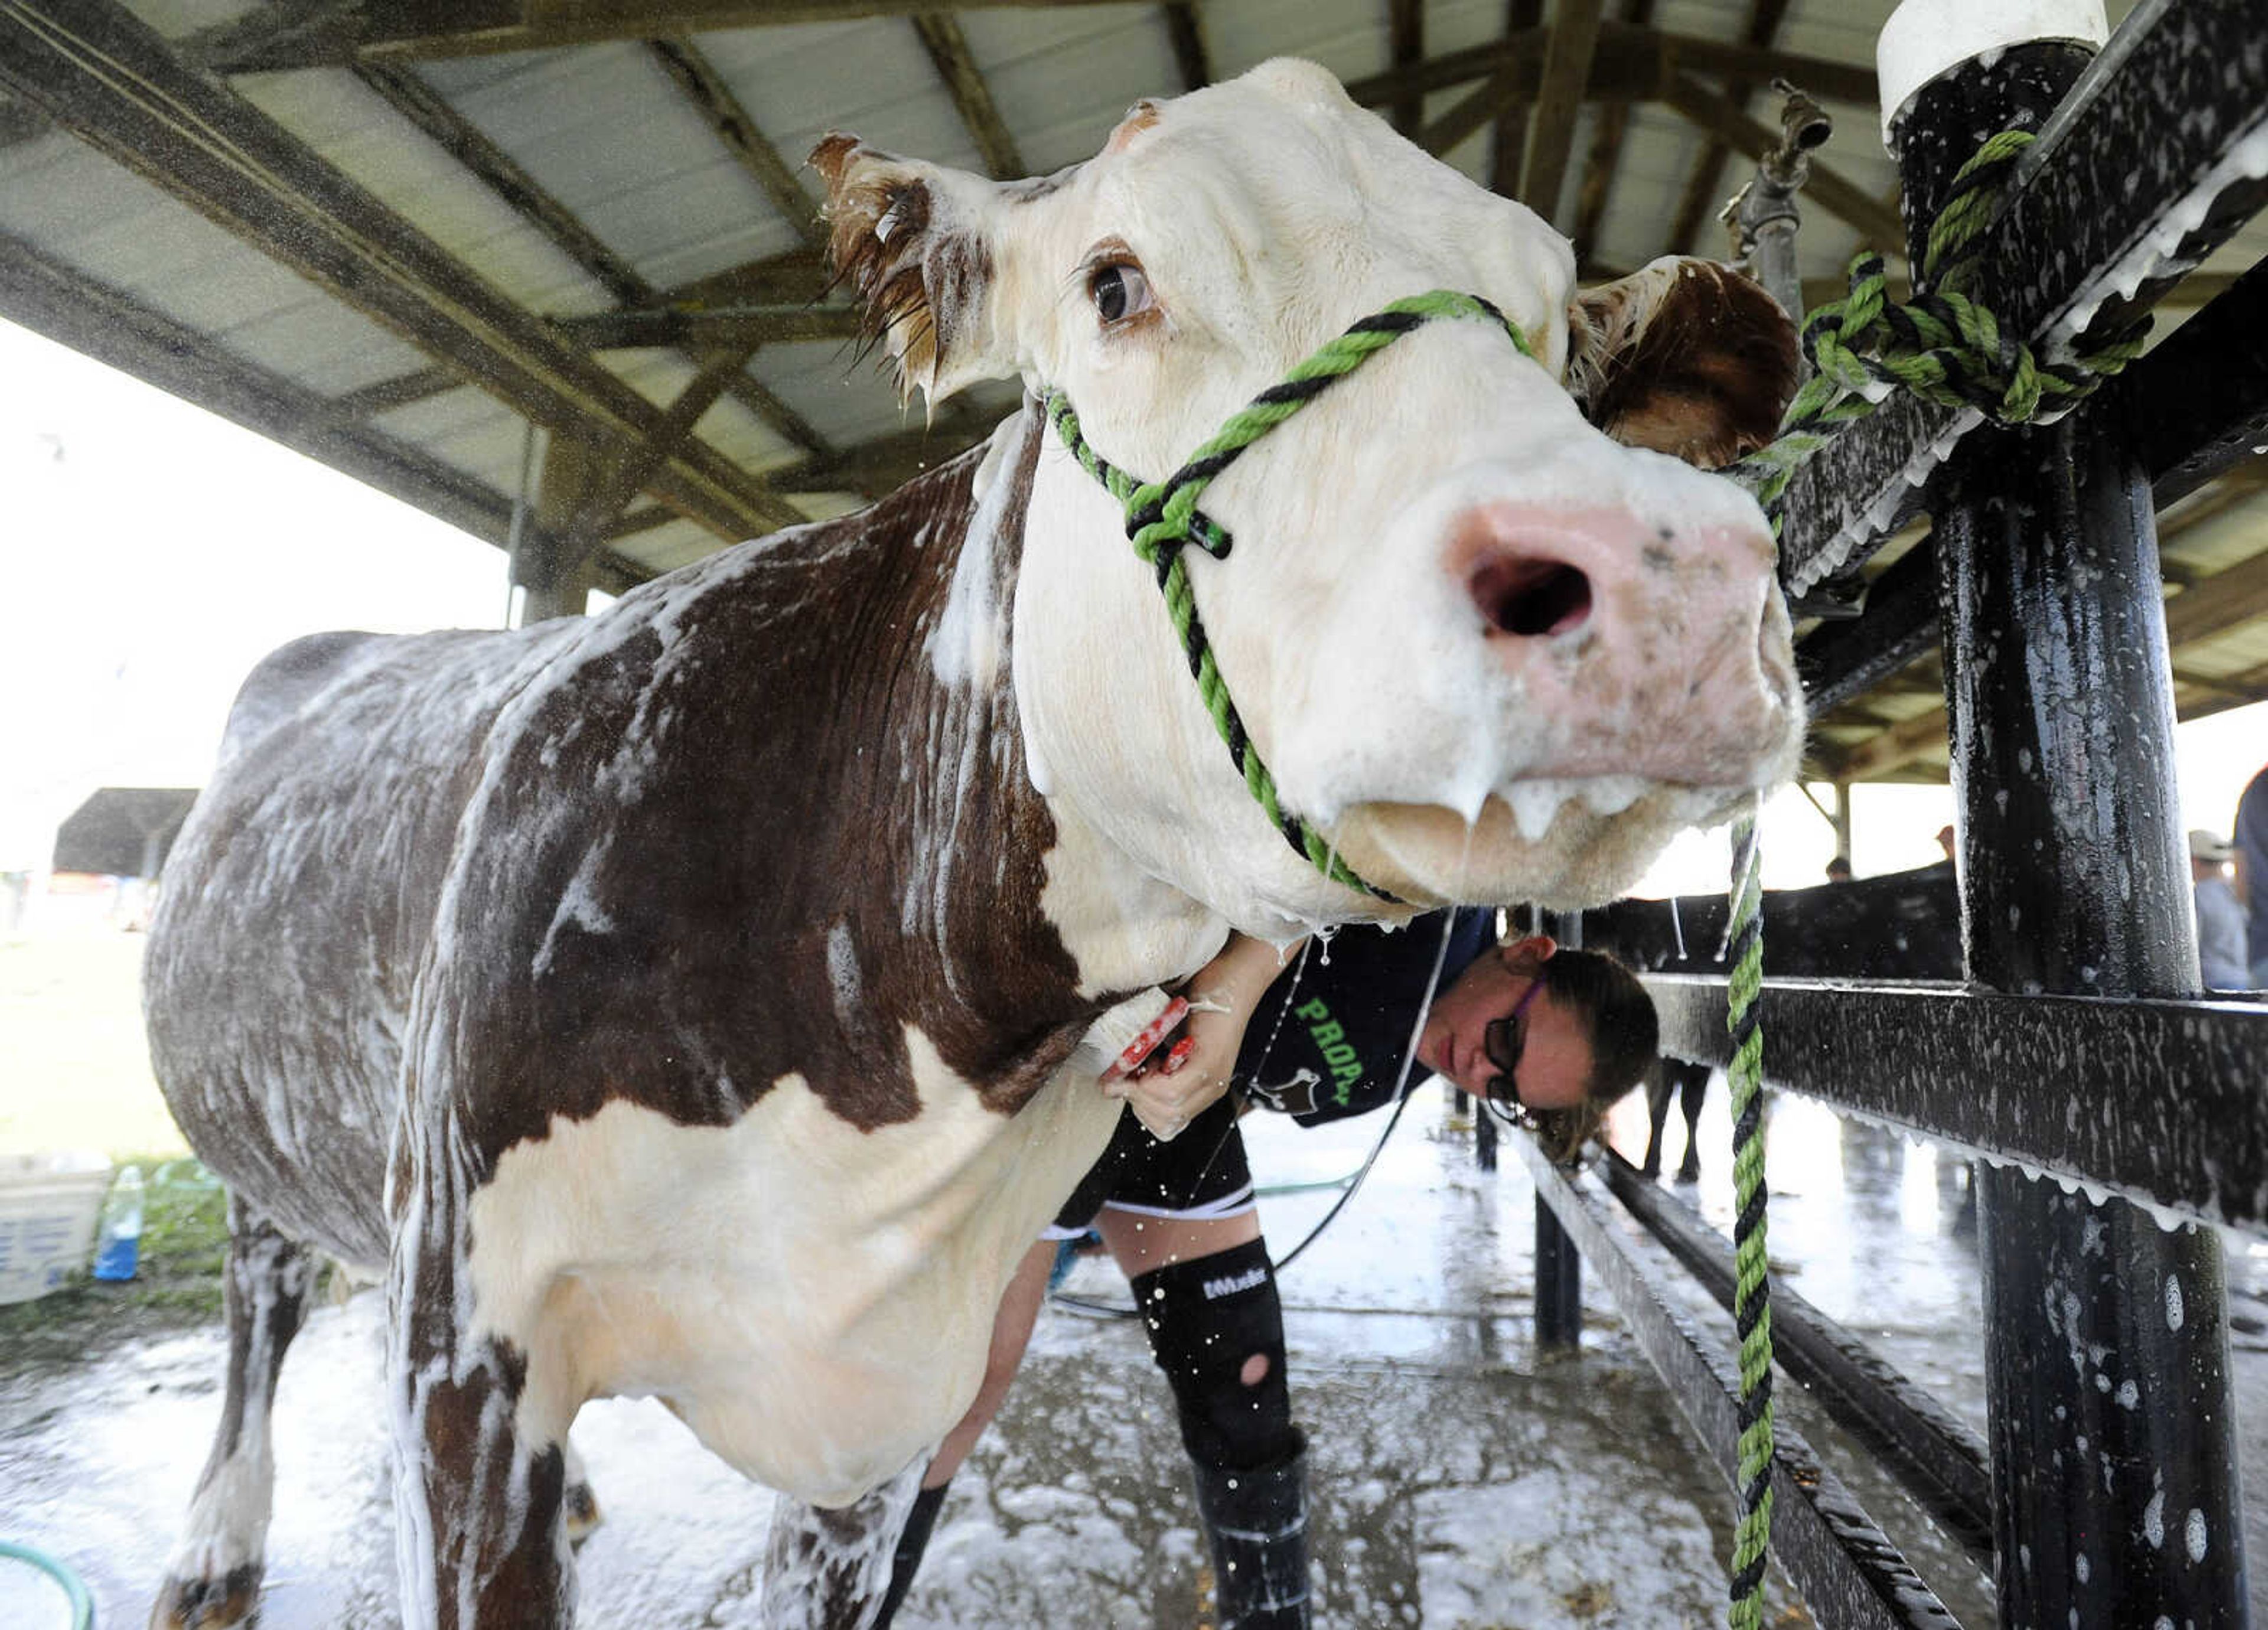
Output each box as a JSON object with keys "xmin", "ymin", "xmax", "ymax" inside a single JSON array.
[
  {"xmin": 1569, "ymin": 0, "xmax": 1653, "ymax": 262},
  {"xmin": 1148, "ymin": 3, "xmax": 1206, "ymax": 92},
  {"xmin": 1162, "ymin": 4, "xmax": 1211, "ymax": 92},
  {"xmin": 563, "ymin": 343, "xmax": 762, "ymax": 552},
  {"xmin": 550, "ymin": 304, "xmax": 860, "ymax": 349},
  {"xmin": 911, "ymin": 12, "xmax": 1022, "ymax": 181},
  {"xmin": 1518, "ymin": 0, "xmax": 1604, "ymax": 225},
  {"xmin": 356, "ymin": 57, "xmax": 835, "ymax": 462},
  {"xmin": 0, "ymin": 0, "xmax": 804, "ymax": 542},
  {"xmin": 646, "ymin": 37, "xmax": 827, "ymax": 248},
  {"xmin": 1485, "ymin": 2, "xmax": 1543, "ymax": 194},
  {"xmin": 1665, "ymin": 0, "xmax": 1790, "ymax": 256},
  {"xmin": 1389, "ymin": 0, "xmax": 1425, "ymax": 136},
  {"xmin": 1347, "ymin": 22, "xmax": 1876, "ymax": 113}
]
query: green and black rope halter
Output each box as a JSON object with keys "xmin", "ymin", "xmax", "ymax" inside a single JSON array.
[
  {"xmin": 1044, "ymin": 288, "xmax": 1537, "ymax": 901},
  {"xmin": 1729, "ymin": 129, "xmax": 2149, "ymax": 540}
]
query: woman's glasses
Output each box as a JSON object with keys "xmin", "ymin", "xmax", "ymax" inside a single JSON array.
[{"xmin": 1478, "ymin": 964, "xmax": 1549, "ymax": 1126}]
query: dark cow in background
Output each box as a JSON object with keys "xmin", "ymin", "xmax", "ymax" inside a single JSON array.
[
  {"xmin": 1594, "ymin": 862, "xmax": 1964, "ymax": 1180},
  {"xmin": 143, "ymin": 59, "xmax": 1801, "ymax": 1630}
]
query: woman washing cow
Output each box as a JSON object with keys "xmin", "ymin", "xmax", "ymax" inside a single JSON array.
[{"xmin": 870, "ymin": 917, "xmax": 1659, "ymax": 1629}]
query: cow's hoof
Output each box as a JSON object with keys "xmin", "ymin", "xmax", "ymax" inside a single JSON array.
[
  {"xmin": 150, "ymin": 1564, "xmax": 259, "ymax": 1630},
  {"xmin": 1676, "ymin": 1158, "xmax": 1701, "ymax": 1184},
  {"xmin": 565, "ymin": 1478, "xmax": 605, "ymax": 1546}
]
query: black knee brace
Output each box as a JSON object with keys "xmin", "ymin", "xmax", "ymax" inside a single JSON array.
[{"xmin": 1129, "ymin": 1239, "xmax": 1301, "ymax": 1472}]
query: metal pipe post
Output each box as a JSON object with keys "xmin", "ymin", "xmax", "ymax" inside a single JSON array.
[
  {"xmin": 1534, "ymin": 1195, "xmax": 1583, "ymax": 1350},
  {"xmin": 1534, "ymin": 909, "xmax": 1583, "ymax": 1347},
  {"xmin": 1894, "ymin": 17, "xmax": 2250, "ymax": 1621}
]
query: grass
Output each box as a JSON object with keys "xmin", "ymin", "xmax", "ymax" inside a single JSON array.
[{"xmin": 0, "ymin": 1155, "xmax": 233, "ymax": 1384}]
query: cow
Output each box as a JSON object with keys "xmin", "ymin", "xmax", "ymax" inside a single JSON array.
[{"xmin": 142, "ymin": 58, "xmax": 1803, "ymax": 1630}]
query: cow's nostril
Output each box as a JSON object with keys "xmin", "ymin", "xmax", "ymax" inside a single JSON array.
[{"xmin": 1469, "ymin": 556, "xmax": 1594, "ymax": 637}]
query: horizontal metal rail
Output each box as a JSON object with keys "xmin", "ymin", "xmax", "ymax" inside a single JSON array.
[
  {"xmin": 1644, "ymin": 976, "xmax": 2268, "ymax": 1233},
  {"xmin": 1777, "ymin": 0, "xmax": 2268, "ymax": 594},
  {"xmin": 1513, "ymin": 1136, "xmax": 1964, "ymax": 1630},
  {"xmin": 1599, "ymin": 1152, "xmax": 1993, "ymax": 1569}
]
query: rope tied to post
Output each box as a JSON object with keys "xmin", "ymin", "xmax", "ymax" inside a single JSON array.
[
  {"xmin": 1731, "ymin": 129, "xmax": 2150, "ymax": 537},
  {"xmin": 1045, "ymin": 289, "xmax": 1538, "ymax": 901},
  {"xmin": 1726, "ymin": 813, "xmax": 1774, "ymax": 1630},
  {"xmin": 1712, "ymin": 120, "xmax": 2158, "ymax": 1629}
]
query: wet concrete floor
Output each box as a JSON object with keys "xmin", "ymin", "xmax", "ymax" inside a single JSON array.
[{"xmin": 3, "ymin": 1081, "xmax": 2263, "ymax": 1628}]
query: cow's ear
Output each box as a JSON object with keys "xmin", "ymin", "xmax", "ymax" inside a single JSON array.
[
  {"xmin": 812, "ymin": 134, "xmax": 1012, "ymax": 406},
  {"xmin": 1565, "ymin": 257, "xmax": 1798, "ymax": 470}
]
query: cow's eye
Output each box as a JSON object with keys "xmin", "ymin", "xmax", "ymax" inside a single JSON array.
[{"xmin": 1090, "ymin": 263, "xmax": 1154, "ymax": 325}]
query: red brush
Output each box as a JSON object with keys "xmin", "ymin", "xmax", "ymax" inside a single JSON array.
[{"xmin": 1103, "ymin": 996, "xmax": 1190, "ymax": 1081}]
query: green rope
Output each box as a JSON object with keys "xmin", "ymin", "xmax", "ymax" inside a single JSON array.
[
  {"xmin": 1713, "ymin": 122, "xmax": 2159, "ymax": 1629},
  {"xmin": 1730, "ymin": 129, "xmax": 2149, "ymax": 539},
  {"xmin": 1725, "ymin": 813, "xmax": 1773, "ymax": 1630},
  {"xmin": 1045, "ymin": 289, "xmax": 1536, "ymax": 900}
]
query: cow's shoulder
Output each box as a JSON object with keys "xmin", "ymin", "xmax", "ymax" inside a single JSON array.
[{"xmin": 416, "ymin": 417, "xmax": 1106, "ymax": 1169}]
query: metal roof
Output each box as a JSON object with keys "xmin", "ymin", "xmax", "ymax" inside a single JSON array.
[{"xmin": 0, "ymin": 0, "xmax": 2259, "ymax": 784}]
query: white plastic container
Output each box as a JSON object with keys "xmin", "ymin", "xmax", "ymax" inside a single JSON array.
[{"xmin": 0, "ymin": 1152, "xmax": 115, "ymax": 1304}]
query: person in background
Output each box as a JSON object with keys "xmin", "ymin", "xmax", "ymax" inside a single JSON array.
[
  {"xmin": 2192, "ymin": 829, "xmax": 2247, "ymax": 990},
  {"xmin": 2237, "ymin": 767, "xmax": 2268, "ymax": 988},
  {"xmin": 1824, "ymin": 855, "xmax": 1853, "ymax": 883},
  {"xmin": 1935, "ymin": 824, "xmax": 1958, "ymax": 865},
  {"xmin": 872, "ymin": 917, "xmax": 1660, "ymax": 1629}
]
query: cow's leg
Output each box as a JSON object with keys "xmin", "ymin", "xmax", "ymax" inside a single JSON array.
[
  {"xmin": 1640, "ymin": 1060, "xmax": 1673, "ymax": 1178},
  {"xmin": 561, "ymin": 1438, "xmax": 602, "ymax": 1547},
  {"xmin": 151, "ymin": 1194, "xmax": 316, "ymax": 1630},
  {"xmin": 1674, "ymin": 1061, "xmax": 1708, "ymax": 1183},
  {"xmin": 761, "ymin": 1461, "xmax": 926, "ymax": 1630},
  {"xmin": 389, "ymin": 1119, "xmax": 572, "ymax": 1630}
]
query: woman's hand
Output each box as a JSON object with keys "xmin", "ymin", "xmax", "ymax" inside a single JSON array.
[{"xmin": 1103, "ymin": 933, "xmax": 1302, "ymax": 1140}]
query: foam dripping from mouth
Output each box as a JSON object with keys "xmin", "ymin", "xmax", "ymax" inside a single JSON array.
[{"xmin": 1499, "ymin": 775, "xmax": 1654, "ymax": 842}]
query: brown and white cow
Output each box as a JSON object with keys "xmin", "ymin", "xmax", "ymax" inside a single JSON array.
[{"xmin": 143, "ymin": 58, "xmax": 1800, "ymax": 1630}]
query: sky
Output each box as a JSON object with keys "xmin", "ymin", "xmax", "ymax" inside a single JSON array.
[{"xmin": 1, "ymin": 314, "xmax": 2260, "ymax": 893}]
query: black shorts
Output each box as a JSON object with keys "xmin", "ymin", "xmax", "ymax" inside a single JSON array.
[
  {"xmin": 1047, "ymin": 1093, "xmax": 1252, "ymax": 1237},
  {"xmin": 1045, "ymin": 909, "xmax": 1493, "ymax": 1235}
]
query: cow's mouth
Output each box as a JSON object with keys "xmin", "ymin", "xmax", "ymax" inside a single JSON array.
[{"xmin": 1327, "ymin": 777, "xmax": 1753, "ymax": 911}]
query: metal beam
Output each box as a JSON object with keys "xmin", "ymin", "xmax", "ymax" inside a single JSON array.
[
  {"xmin": 0, "ymin": 0, "xmax": 803, "ymax": 541},
  {"xmin": 771, "ymin": 413, "xmax": 1000, "ymax": 496},
  {"xmin": 1350, "ymin": 21, "xmax": 1877, "ymax": 114},
  {"xmin": 646, "ymin": 37, "xmax": 826, "ymax": 248},
  {"xmin": 1513, "ymin": 1137, "xmax": 1967, "ymax": 1630},
  {"xmin": 1569, "ymin": 0, "xmax": 1653, "ymax": 262},
  {"xmin": 187, "ymin": 0, "xmax": 1140, "ymax": 71},
  {"xmin": 1664, "ymin": 0, "xmax": 1790, "ymax": 256},
  {"xmin": 1774, "ymin": 0, "xmax": 2268, "ymax": 597},
  {"xmin": 352, "ymin": 61, "xmax": 649, "ymax": 306},
  {"xmin": 360, "ymin": 56, "xmax": 835, "ymax": 466},
  {"xmin": 1161, "ymin": 2, "xmax": 1209, "ymax": 92},
  {"xmin": 564, "ymin": 343, "xmax": 760, "ymax": 553},
  {"xmin": 1485, "ymin": 0, "xmax": 1542, "ymax": 197},
  {"xmin": 1660, "ymin": 75, "xmax": 1905, "ymax": 250},
  {"xmin": 550, "ymin": 303, "xmax": 860, "ymax": 350},
  {"xmin": 2115, "ymin": 255, "xmax": 2268, "ymax": 510},
  {"xmin": 1517, "ymin": 0, "xmax": 1604, "ymax": 226},
  {"xmin": 910, "ymin": 12, "xmax": 1022, "ymax": 181},
  {"xmin": 1388, "ymin": 0, "xmax": 1424, "ymax": 136},
  {"xmin": 0, "ymin": 227, "xmax": 513, "ymax": 546},
  {"xmin": 1644, "ymin": 976, "xmax": 2268, "ymax": 1234},
  {"xmin": 1601, "ymin": 1152, "xmax": 1995, "ymax": 1570}
]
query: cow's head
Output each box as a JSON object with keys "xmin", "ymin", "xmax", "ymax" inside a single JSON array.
[{"xmin": 816, "ymin": 60, "xmax": 1803, "ymax": 940}]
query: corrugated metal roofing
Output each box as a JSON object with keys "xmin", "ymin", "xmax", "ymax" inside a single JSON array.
[{"xmin": 0, "ymin": 0, "xmax": 2259, "ymax": 776}]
